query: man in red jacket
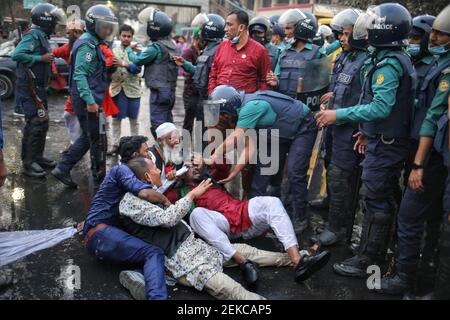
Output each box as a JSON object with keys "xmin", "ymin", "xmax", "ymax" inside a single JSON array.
[{"xmin": 164, "ymin": 156, "xmax": 330, "ymax": 285}]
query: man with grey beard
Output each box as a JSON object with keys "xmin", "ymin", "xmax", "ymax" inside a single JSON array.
[{"xmin": 149, "ymin": 122, "xmax": 184, "ymax": 187}]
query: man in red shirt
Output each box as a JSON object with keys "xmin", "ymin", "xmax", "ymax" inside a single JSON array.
[
  {"xmin": 164, "ymin": 156, "xmax": 330, "ymax": 284},
  {"xmin": 207, "ymin": 10, "xmax": 271, "ymax": 95}
]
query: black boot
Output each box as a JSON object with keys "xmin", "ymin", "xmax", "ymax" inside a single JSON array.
[
  {"xmin": 308, "ymin": 197, "xmax": 329, "ymax": 210},
  {"xmin": 315, "ymin": 166, "xmax": 353, "ymax": 246},
  {"xmin": 239, "ymin": 260, "xmax": 259, "ymax": 286},
  {"xmin": 434, "ymin": 218, "xmax": 450, "ymax": 300},
  {"xmin": 22, "ymin": 117, "xmax": 46, "ymax": 178},
  {"xmin": 334, "ymin": 208, "xmax": 393, "ymax": 278},
  {"xmin": 295, "ymin": 251, "xmax": 331, "ymax": 282},
  {"xmin": 375, "ymin": 272, "xmax": 413, "ymax": 295},
  {"xmin": 34, "ymin": 118, "xmax": 54, "ymax": 169},
  {"xmin": 51, "ymin": 167, "xmax": 77, "ymax": 188},
  {"xmin": 292, "ymin": 212, "xmax": 310, "ymax": 235}
]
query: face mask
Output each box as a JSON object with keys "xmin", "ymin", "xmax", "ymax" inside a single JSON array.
[
  {"xmin": 428, "ymin": 42, "xmax": 450, "ymax": 56},
  {"xmin": 285, "ymin": 37, "xmax": 295, "ymax": 45},
  {"xmin": 406, "ymin": 44, "xmax": 421, "ymax": 57},
  {"xmin": 231, "ymin": 30, "xmax": 241, "ymax": 44}
]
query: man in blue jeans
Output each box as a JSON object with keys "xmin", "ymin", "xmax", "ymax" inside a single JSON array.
[{"xmin": 82, "ymin": 136, "xmax": 171, "ymax": 300}]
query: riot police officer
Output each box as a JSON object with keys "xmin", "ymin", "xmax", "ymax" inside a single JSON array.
[
  {"xmin": 12, "ymin": 3, "xmax": 66, "ymax": 177},
  {"xmin": 174, "ymin": 13, "xmax": 225, "ymax": 146},
  {"xmin": 377, "ymin": 6, "xmax": 450, "ymax": 296},
  {"xmin": 204, "ymin": 85, "xmax": 318, "ymax": 236},
  {"xmin": 248, "ymin": 16, "xmax": 280, "ymax": 72},
  {"xmin": 316, "ymin": 3, "xmax": 417, "ymax": 277},
  {"xmin": 269, "ymin": 14, "xmax": 286, "ymax": 49},
  {"xmin": 127, "ymin": 7, "xmax": 177, "ymax": 139},
  {"xmin": 52, "ymin": 4, "xmax": 118, "ymax": 187},
  {"xmin": 314, "ymin": 8, "xmax": 368, "ymax": 246}
]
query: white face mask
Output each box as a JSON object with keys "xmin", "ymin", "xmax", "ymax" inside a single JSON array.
[{"xmin": 285, "ymin": 37, "xmax": 295, "ymax": 45}]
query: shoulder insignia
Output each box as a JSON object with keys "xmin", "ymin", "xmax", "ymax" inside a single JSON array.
[
  {"xmin": 438, "ymin": 79, "xmax": 449, "ymax": 92},
  {"xmin": 376, "ymin": 73, "xmax": 385, "ymax": 85}
]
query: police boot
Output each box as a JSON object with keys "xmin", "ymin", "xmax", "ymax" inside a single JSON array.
[
  {"xmin": 375, "ymin": 272, "xmax": 414, "ymax": 295},
  {"xmin": 316, "ymin": 165, "xmax": 353, "ymax": 246},
  {"xmin": 308, "ymin": 197, "xmax": 329, "ymax": 210},
  {"xmin": 292, "ymin": 208, "xmax": 310, "ymax": 235},
  {"xmin": 333, "ymin": 209, "xmax": 393, "ymax": 278},
  {"xmin": 35, "ymin": 118, "xmax": 56, "ymax": 169},
  {"xmin": 434, "ymin": 218, "xmax": 450, "ymax": 300},
  {"xmin": 22, "ymin": 117, "xmax": 46, "ymax": 178}
]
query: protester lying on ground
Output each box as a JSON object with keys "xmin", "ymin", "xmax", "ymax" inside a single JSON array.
[
  {"xmin": 162, "ymin": 155, "xmax": 331, "ymax": 285},
  {"xmin": 118, "ymin": 156, "xmax": 296, "ymax": 300}
]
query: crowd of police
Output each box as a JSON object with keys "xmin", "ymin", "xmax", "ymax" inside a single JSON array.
[{"xmin": 2, "ymin": 0, "xmax": 450, "ymax": 300}]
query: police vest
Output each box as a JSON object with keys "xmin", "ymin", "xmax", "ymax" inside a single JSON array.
[
  {"xmin": 412, "ymin": 58, "xmax": 450, "ymax": 139},
  {"xmin": 278, "ymin": 44, "xmax": 321, "ymax": 98},
  {"xmin": 329, "ymin": 51, "xmax": 348, "ymax": 90},
  {"xmin": 359, "ymin": 51, "xmax": 416, "ymax": 138},
  {"xmin": 120, "ymin": 215, "xmax": 191, "ymax": 258},
  {"xmin": 241, "ymin": 90, "xmax": 308, "ymax": 140},
  {"xmin": 144, "ymin": 39, "xmax": 178, "ymax": 90},
  {"xmin": 69, "ymin": 37, "xmax": 108, "ymax": 106},
  {"xmin": 330, "ymin": 51, "xmax": 367, "ymax": 114},
  {"xmin": 16, "ymin": 28, "xmax": 51, "ymax": 88},
  {"xmin": 192, "ymin": 41, "xmax": 220, "ymax": 97},
  {"xmin": 434, "ymin": 114, "xmax": 450, "ymax": 167},
  {"xmin": 266, "ymin": 43, "xmax": 279, "ymax": 72}
]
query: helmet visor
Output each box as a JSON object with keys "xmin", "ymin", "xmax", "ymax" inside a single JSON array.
[
  {"xmin": 191, "ymin": 13, "xmax": 208, "ymax": 28},
  {"xmin": 203, "ymin": 99, "xmax": 225, "ymax": 127},
  {"xmin": 138, "ymin": 7, "xmax": 157, "ymax": 24},
  {"xmin": 51, "ymin": 7, "xmax": 67, "ymax": 25},
  {"xmin": 331, "ymin": 9, "xmax": 361, "ymax": 32},
  {"xmin": 279, "ymin": 9, "xmax": 306, "ymax": 28},
  {"xmin": 352, "ymin": 11, "xmax": 371, "ymax": 41},
  {"xmin": 95, "ymin": 16, "xmax": 119, "ymax": 40}
]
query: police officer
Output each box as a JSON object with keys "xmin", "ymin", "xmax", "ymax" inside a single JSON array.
[
  {"xmin": 314, "ymin": 8, "xmax": 368, "ymax": 246},
  {"xmin": 377, "ymin": 5, "xmax": 450, "ymax": 295},
  {"xmin": 127, "ymin": 7, "xmax": 177, "ymax": 139},
  {"xmin": 315, "ymin": 3, "xmax": 416, "ymax": 277},
  {"xmin": 248, "ymin": 16, "xmax": 280, "ymax": 72},
  {"xmin": 12, "ymin": 3, "xmax": 65, "ymax": 177},
  {"xmin": 52, "ymin": 4, "xmax": 118, "ymax": 187},
  {"xmin": 270, "ymin": 10, "xmax": 326, "ymax": 108},
  {"xmin": 265, "ymin": 11, "xmax": 326, "ymax": 230},
  {"xmin": 204, "ymin": 85, "xmax": 317, "ymax": 235},
  {"xmin": 174, "ymin": 13, "xmax": 225, "ymax": 146},
  {"xmin": 269, "ymin": 15, "xmax": 286, "ymax": 50}
]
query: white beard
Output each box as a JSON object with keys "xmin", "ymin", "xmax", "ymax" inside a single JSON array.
[{"xmin": 163, "ymin": 144, "xmax": 184, "ymax": 165}]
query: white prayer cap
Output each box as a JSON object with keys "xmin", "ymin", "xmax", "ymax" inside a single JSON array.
[{"xmin": 155, "ymin": 122, "xmax": 177, "ymax": 139}]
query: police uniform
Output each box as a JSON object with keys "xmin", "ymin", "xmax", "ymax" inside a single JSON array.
[
  {"xmin": 55, "ymin": 32, "xmax": 108, "ymax": 179},
  {"xmin": 12, "ymin": 27, "xmax": 52, "ymax": 173},
  {"xmin": 333, "ymin": 48, "xmax": 416, "ymax": 274},
  {"xmin": 424, "ymin": 57, "xmax": 450, "ymax": 299},
  {"xmin": 275, "ymin": 42, "xmax": 325, "ymax": 101},
  {"xmin": 394, "ymin": 52, "xmax": 450, "ymax": 281},
  {"xmin": 320, "ymin": 49, "xmax": 367, "ymax": 242},
  {"xmin": 235, "ymin": 91, "xmax": 317, "ymax": 227},
  {"xmin": 265, "ymin": 42, "xmax": 280, "ymax": 72},
  {"xmin": 127, "ymin": 39, "xmax": 178, "ymax": 134}
]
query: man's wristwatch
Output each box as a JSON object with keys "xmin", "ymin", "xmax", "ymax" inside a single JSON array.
[{"xmin": 411, "ymin": 162, "xmax": 424, "ymax": 170}]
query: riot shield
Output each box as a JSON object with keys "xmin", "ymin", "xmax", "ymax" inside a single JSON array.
[{"xmin": 296, "ymin": 56, "xmax": 332, "ymax": 112}]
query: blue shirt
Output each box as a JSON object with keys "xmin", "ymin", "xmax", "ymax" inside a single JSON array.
[{"xmin": 83, "ymin": 165, "xmax": 151, "ymax": 234}]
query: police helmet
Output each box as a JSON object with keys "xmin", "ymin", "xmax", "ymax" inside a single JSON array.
[
  {"xmin": 85, "ymin": 5, "xmax": 118, "ymax": 41},
  {"xmin": 201, "ymin": 14, "xmax": 225, "ymax": 42},
  {"xmin": 31, "ymin": 3, "xmax": 66, "ymax": 36},
  {"xmin": 138, "ymin": 7, "xmax": 173, "ymax": 40},
  {"xmin": 432, "ymin": 4, "xmax": 450, "ymax": 35}
]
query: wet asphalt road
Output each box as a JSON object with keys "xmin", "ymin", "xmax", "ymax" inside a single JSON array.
[{"xmin": 0, "ymin": 80, "xmax": 398, "ymax": 300}]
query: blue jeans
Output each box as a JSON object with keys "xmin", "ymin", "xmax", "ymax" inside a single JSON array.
[{"xmin": 86, "ymin": 225, "xmax": 167, "ymax": 300}]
